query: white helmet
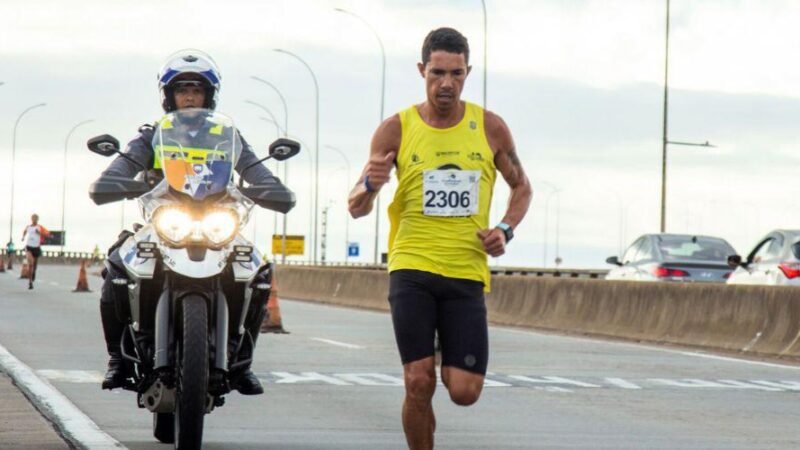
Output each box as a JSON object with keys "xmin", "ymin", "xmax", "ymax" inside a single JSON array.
[{"xmin": 157, "ymin": 49, "xmax": 221, "ymax": 112}]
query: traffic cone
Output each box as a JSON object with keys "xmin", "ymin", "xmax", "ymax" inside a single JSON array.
[
  {"xmin": 72, "ymin": 260, "xmax": 91, "ymax": 292},
  {"xmin": 261, "ymin": 272, "xmax": 288, "ymax": 334},
  {"xmin": 19, "ymin": 262, "xmax": 29, "ymax": 279}
]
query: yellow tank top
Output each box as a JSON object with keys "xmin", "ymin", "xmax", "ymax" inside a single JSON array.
[{"xmin": 388, "ymin": 102, "xmax": 496, "ymax": 291}]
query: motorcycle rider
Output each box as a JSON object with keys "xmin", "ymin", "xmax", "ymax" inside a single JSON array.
[{"xmin": 97, "ymin": 50, "xmax": 290, "ymax": 395}]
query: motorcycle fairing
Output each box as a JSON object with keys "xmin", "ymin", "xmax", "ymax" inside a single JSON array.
[{"xmin": 120, "ymin": 227, "xmax": 158, "ymax": 280}]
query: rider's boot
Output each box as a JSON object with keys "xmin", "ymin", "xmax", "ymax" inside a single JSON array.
[
  {"xmin": 100, "ymin": 301, "xmax": 128, "ymax": 389},
  {"xmin": 235, "ymin": 302, "xmax": 266, "ymax": 395}
]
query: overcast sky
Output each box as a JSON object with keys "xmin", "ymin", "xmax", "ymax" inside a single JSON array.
[{"xmin": 1, "ymin": 0, "xmax": 799, "ymax": 268}]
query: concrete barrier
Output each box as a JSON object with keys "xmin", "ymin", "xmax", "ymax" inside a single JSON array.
[{"xmin": 276, "ymin": 266, "xmax": 800, "ymax": 361}]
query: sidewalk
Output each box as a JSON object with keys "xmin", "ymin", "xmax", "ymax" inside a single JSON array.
[{"xmin": 0, "ymin": 372, "xmax": 68, "ymax": 449}]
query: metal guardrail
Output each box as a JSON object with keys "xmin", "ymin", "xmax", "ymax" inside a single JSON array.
[
  {"xmin": 277, "ymin": 260, "xmax": 608, "ymax": 279},
  {"xmin": 0, "ymin": 249, "xmax": 607, "ymax": 278},
  {"xmin": 1, "ymin": 249, "xmax": 106, "ymax": 264}
]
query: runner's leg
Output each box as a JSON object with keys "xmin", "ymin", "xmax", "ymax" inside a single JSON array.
[{"xmin": 402, "ymin": 357, "xmax": 436, "ymax": 450}]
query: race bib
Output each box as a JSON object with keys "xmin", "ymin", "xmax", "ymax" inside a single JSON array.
[{"xmin": 422, "ymin": 169, "xmax": 480, "ymax": 217}]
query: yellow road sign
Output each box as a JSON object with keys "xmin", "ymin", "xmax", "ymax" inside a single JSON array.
[{"xmin": 272, "ymin": 234, "xmax": 305, "ymax": 256}]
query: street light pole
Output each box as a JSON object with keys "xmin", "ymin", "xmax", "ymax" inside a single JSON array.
[
  {"xmin": 9, "ymin": 102, "xmax": 46, "ymax": 244},
  {"xmin": 480, "ymin": 0, "xmax": 488, "ymax": 108},
  {"xmin": 250, "ymin": 77, "xmax": 292, "ymax": 265},
  {"xmin": 660, "ymin": 0, "xmax": 671, "ymax": 233},
  {"xmin": 275, "ymin": 49, "xmax": 320, "ymax": 264},
  {"xmin": 334, "ymin": 8, "xmax": 386, "ymax": 264},
  {"xmin": 61, "ymin": 119, "xmax": 94, "ymax": 254},
  {"xmin": 251, "ymin": 76, "xmax": 288, "ymax": 136},
  {"xmin": 325, "ymin": 145, "xmax": 351, "ymax": 262},
  {"xmin": 660, "ymin": 0, "xmax": 714, "ymax": 232}
]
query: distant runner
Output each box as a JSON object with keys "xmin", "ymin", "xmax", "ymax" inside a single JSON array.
[{"xmin": 22, "ymin": 213, "xmax": 50, "ymax": 289}]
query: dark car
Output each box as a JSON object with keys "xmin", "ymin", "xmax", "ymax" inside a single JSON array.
[{"xmin": 605, "ymin": 234, "xmax": 735, "ymax": 282}]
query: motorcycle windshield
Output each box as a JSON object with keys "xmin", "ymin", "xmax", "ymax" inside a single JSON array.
[{"xmin": 153, "ymin": 108, "xmax": 237, "ymax": 200}]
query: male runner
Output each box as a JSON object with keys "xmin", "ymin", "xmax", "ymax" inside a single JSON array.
[
  {"xmin": 22, "ymin": 214, "xmax": 50, "ymax": 289},
  {"xmin": 349, "ymin": 27, "xmax": 532, "ymax": 449}
]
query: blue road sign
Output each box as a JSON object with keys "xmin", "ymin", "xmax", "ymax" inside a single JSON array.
[{"xmin": 348, "ymin": 242, "xmax": 359, "ymax": 257}]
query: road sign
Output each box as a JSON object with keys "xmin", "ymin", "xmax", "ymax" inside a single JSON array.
[
  {"xmin": 43, "ymin": 231, "xmax": 65, "ymax": 246},
  {"xmin": 272, "ymin": 235, "xmax": 305, "ymax": 256},
  {"xmin": 348, "ymin": 242, "xmax": 359, "ymax": 257}
]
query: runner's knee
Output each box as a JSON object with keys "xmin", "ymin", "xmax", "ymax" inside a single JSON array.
[
  {"xmin": 447, "ymin": 382, "xmax": 482, "ymax": 406},
  {"xmin": 404, "ymin": 366, "xmax": 436, "ymax": 401}
]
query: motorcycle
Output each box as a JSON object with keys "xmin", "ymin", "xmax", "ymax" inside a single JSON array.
[{"xmin": 87, "ymin": 108, "xmax": 298, "ymax": 449}]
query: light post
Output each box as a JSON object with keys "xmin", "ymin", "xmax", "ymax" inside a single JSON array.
[
  {"xmin": 251, "ymin": 77, "xmax": 292, "ymax": 264},
  {"xmin": 539, "ymin": 180, "xmax": 560, "ymax": 268},
  {"xmin": 259, "ymin": 116, "xmax": 284, "ymax": 251},
  {"xmin": 660, "ymin": 0, "xmax": 713, "ymax": 232},
  {"xmin": 325, "ymin": 145, "xmax": 352, "ymax": 262},
  {"xmin": 334, "ymin": 7, "xmax": 386, "ymax": 264},
  {"xmin": 480, "ymin": 0, "xmax": 487, "ymax": 108},
  {"xmin": 246, "ymin": 101, "xmax": 284, "ymax": 251},
  {"xmin": 286, "ymin": 134, "xmax": 315, "ymax": 263},
  {"xmin": 9, "ymin": 102, "xmax": 46, "ymax": 244},
  {"xmin": 251, "ymin": 76, "xmax": 288, "ymax": 136},
  {"xmin": 61, "ymin": 119, "xmax": 94, "ymax": 254},
  {"xmin": 274, "ymin": 48, "xmax": 320, "ymax": 264}
]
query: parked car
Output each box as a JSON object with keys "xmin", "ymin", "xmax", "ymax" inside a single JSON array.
[
  {"xmin": 605, "ymin": 234, "xmax": 735, "ymax": 282},
  {"xmin": 726, "ymin": 229, "xmax": 800, "ymax": 286}
]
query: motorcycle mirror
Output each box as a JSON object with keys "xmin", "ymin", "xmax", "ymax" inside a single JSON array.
[
  {"xmin": 269, "ymin": 138, "xmax": 301, "ymax": 161},
  {"xmin": 605, "ymin": 256, "xmax": 622, "ymax": 266},
  {"xmin": 87, "ymin": 134, "xmax": 121, "ymax": 157}
]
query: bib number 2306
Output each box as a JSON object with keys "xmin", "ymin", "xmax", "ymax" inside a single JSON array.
[{"xmin": 422, "ymin": 169, "xmax": 480, "ymax": 217}]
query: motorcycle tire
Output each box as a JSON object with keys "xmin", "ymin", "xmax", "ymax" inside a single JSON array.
[
  {"xmin": 174, "ymin": 295, "xmax": 208, "ymax": 450},
  {"xmin": 153, "ymin": 412, "xmax": 175, "ymax": 443}
]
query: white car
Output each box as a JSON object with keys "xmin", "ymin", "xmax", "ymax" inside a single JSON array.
[{"xmin": 726, "ymin": 229, "xmax": 800, "ymax": 286}]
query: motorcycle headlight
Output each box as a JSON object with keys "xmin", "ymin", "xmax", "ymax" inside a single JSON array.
[
  {"xmin": 153, "ymin": 207, "xmax": 193, "ymax": 245},
  {"xmin": 201, "ymin": 209, "xmax": 239, "ymax": 246}
]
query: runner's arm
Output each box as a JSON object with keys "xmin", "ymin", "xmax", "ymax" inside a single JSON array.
[
  {"xmin": 487, "ymin": 111, "xmax": 532, "ymax": 230},
  {"xmin": 348, "ymin": 115, "xmax": 401, "ymax": 219}
]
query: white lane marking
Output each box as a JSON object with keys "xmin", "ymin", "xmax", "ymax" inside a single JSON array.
[
  {"xmin": 495, "ymin": 327, "xmax": 800, "ymax": 371},
  {"xmin": 0, "ymin": 345, "xmax": 125, "ymax": 449},
  {"xmin": 310, "ymin": 337, "xmax": 365, "ymax": 349},
  {"xmin": 649, "ymin": 379, "xmax": 731, "ymax": 388},
  {"xmin": 335, "ymin": 373, "xmax": 404, "ymax": 386},
  {"xmin": 38, "ymin": 370, "xmax": 103, "ymax": 384},
  {"xmin": 605, "ymin": 377, "xmax": 642, "ymax": 389},
  {"xmin": 674, "ymin": 351, "xmax": 800, "ymax": 370},
  {"xmin": 751, "ymin": 380, "xmax": 800, "ymax": 391},
  {"xmin": 272, "ymin": 371, "xmax": 352, "ymax": 385},
  {"xmin": 35, "ymin": 370, "xmax": 800, "ymax": 394},
  {"xmin": 508, "ymin": 375, "xmax": 600, "ymax": 388},
  {"xmin": 716, "ymin": 380, "xmax": 784, "ymax": 392}
]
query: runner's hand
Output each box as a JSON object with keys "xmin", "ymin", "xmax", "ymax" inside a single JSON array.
[
  {"xmin": 477, "ymin": 228, "xmax": 506, "ymax": 257},
  {"xmin": 363, "ymin": 151, "xmax": 396, "ymax": 191}
]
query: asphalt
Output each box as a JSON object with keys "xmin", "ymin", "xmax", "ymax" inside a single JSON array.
[{"xmin": 1, "ymin": 265, "xmax": 800, "ymax": 449}]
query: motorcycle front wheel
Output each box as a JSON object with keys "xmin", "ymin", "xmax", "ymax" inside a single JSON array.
[{"xmin": 174, "ymin": 295, "xmax": 209, "ymax": 450}]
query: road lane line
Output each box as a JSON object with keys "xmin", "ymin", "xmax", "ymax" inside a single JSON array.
[
  {"xmin": 673, "ymin": 351, "xmax": 800, "ymax": 370},
  {"xmin": 38, "ymin": 369, "xmax": 103, "ymax": 384},
  {"xmin": 310, "ymin": 337, "xmax": 365, "ymax": 349},
  {"xmin": 0, "ymin": 343, "xmax": 125, "ymax": 449},
  {"xmin": 495, "ymin": 327, "xmax": 800, "ymax": 370},
  {"xmin": 604, "ymin": 377, "xmax": 642, "ymax": 389}
]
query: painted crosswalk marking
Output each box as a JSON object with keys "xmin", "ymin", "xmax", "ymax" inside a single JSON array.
[{"xmin": 37, "ymin": 369, "xmax": 800, "ymax": 393}]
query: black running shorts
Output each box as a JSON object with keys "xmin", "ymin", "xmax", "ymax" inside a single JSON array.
[
  {"xmin": 25, "ymin": 246, "xmax": 41, "ymax": 259},
  {"xmin": 388, "ymin": 269, "xmax": 488, "ymax": 375}
]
